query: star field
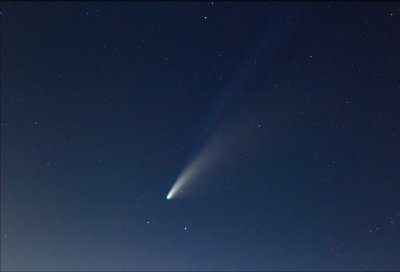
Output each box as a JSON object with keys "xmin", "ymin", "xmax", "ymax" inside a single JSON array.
[{"xmin": 1, "ymin": 2, "xmax": 400, "ymax": 271}]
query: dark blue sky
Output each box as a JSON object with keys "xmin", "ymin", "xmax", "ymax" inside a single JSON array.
[{"xmin": 1, "ymin": 2, "xmax": 400, "ymax": 271}]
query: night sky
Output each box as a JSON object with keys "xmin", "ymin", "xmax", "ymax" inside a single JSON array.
[{"xmin": 1, "ymin": 2, "xmax": 400, "ymax": 271}]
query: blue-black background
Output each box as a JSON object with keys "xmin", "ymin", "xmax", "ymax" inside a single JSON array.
[{"xmin": 1, "ymin": 2, "xmax": 399, "ymax": 270}]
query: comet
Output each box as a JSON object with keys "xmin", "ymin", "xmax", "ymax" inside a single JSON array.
[
  {"xmin": 166, "ymin": 139, "xmax": 223, "ymax": 200},
  {"xmin": 166, "ymin": 15, "xmax": 294, "ymax": 200},
  {"xmin": 166, "ymin": 121, "xmax": 248, "ymax": 200}
]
